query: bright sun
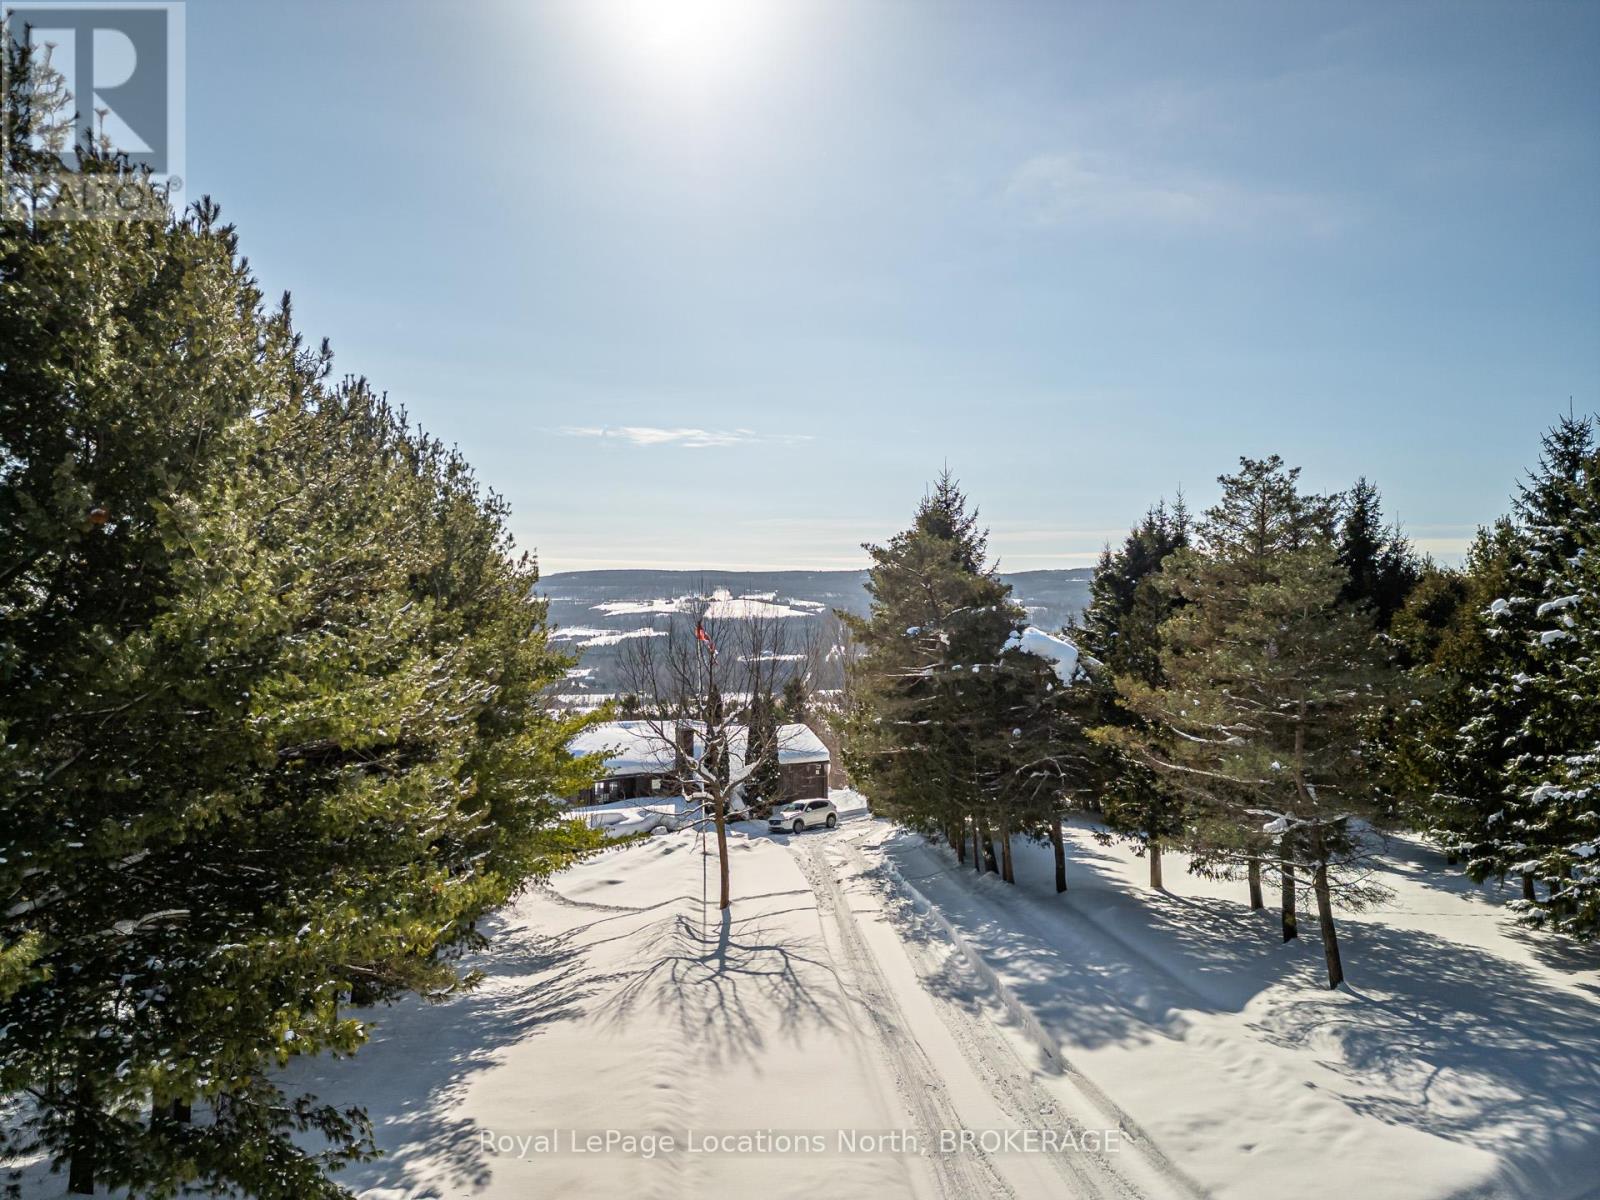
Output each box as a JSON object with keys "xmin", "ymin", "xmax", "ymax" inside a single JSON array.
[{"xmin": 586, "ymin": 0, "xmax": 793, "ymax": 91}]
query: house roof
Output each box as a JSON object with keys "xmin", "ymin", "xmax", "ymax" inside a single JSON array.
[
  {"xmin": 570, "ymin": 720, "xmax": 830, "ymax": 778},
  {"xmin": 772, "ymin": 723, "xmax": 830, "ymax": 765},
  {"xmin": 567, "ymin": 721, "xmax": 679, "ymax": 776}
]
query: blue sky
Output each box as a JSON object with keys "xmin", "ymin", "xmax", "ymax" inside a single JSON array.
[{"xmin": 182, "ymin": 0, "xmax": 1598, "ymax": 573}]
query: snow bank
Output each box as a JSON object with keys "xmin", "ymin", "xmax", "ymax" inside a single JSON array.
[
  {"xmin": 830, "ymin": 788, "xmax": 872, "ymax": 820},
  {"xmin": 570, "ymin": 803, "xmax": 690, "ymax": 838}
]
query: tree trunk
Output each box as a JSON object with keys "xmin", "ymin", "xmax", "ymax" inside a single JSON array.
[
  {"xmin": 152, "ymin": 1097, "xmax": 192, "ymax": 1127},
  {"xmin": 68, "ymin": 1155, "xmax": 95, "ymax": 1195},
  {"xmin": 1313, "ymin": 858, "xmax": 1344, "ymax": 988},
  {"xmin": 1521, "ymin": 872, "xmax": 1536, "ymax": 902},
  {"xmin": 714, "ymin": 792, "xmax": 730, "ymax": 910},
  {"xmin": 955, "ymin": 822, "xmax": 967, "ymax": 865},
  {"xmin": 1049, "ymin": 814, "xmax": 1067, "ymax": 893},
  {"xmin": 997, "ymin": 810, "xmax": 1014, "ymax": 883},
  {"xmin": 972, "ymin": 816, "xmax": 983, "ymax": 874},
  {"xmin": 349, "ymin": 976, "xmax": 382, "ymax": 1006},
  {"xmin": 1149, "ymin": 839, "xmax": 1163, "ymax": 890},
  {"xmin": 1280, "ymin": 846, "xmax": 1298, "ymax": 942},
  {"xmin": 68, "ymin": 1078, "xmax": 96, "ymax": 1195},
  {"xmin": 1247, "ymin": 856, "xmax": 1264, "ymax": 909},
  {"xmin": 981, "ymin": 820, "xmax": 998, "ymax": 874}
]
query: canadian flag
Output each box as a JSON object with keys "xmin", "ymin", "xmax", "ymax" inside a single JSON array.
[{"xmin": 695, "ymin": 621, "xmax": 715, "ymax": 652}]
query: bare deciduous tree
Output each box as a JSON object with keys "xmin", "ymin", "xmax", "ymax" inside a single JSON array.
[{"xmin": 618, "ymin": 607, "xmax": 805, "ymax": 910}]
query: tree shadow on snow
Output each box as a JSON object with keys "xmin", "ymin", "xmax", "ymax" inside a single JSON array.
[
  {"xmin": 1501, "ymin": 924, "xmax": 1600, "ymax": 983},
  {"xmin": 591, "ymin": 906, "xmax": 845, "ymax": 1068},
  {"xmin": 279, "ymin": 912, "xmax": 596, "ymax": 1197},
  {"xmin": 1249, "ymin": 920, "xmax": 1600, "ymax": 1198},
  {"xmin": 879, "ymin": 828, "xmax": 1293, "ymax": 1046},
  {"xmin": 876, "ymin": 826, "xmax": 1600, "ymax": 1198}
]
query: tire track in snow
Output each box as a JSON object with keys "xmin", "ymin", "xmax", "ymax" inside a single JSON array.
[
  {"xmin": 830, "ymin": 834, "xmax": 1209, "ymax": 1200},
  {"xmin": 819, "ymin": 839, "xmax": 1114, "ymax": 1199},
  {"xmin": 870, "ymin": 834, "xmax": 1222, "ymax": 1200},
  {"xmin": 792, "ymin": 836, "xmax": 1012, "ymax": 1200}
]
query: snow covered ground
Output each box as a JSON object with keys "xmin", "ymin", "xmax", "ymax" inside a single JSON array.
[
  {"xmin": 14, "ymin": 813, "xmax": 1600, "ymax": 1198},
  {"xmin": 868, "ymin": 821, "xmax": 1600, "ymax": 1200}
]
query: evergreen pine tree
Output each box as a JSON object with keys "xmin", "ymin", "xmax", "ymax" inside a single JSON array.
[
  {"xmin": 1108, "ymin": 458, "xmax": 1393, "ymax": 986},
  {"xmin": 781, "ymin": 674, "xmax": 809, "ymax": 724},
  {"xmin": 1, "ymin": 50, "xmax": 602, "ymax": 1195},
  {"xmin": 746, "ymin": 690, "xmax": 783, "ymax": 807}
]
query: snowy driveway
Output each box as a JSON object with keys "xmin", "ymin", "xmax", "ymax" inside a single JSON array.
[{"xmin": 253, "ymin": 816, "xmax": 1600, "ymax": 1200}]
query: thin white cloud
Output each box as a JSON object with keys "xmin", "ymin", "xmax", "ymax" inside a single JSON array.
[
  {"xmin": 1006, "ymin": 152, "xmax": 1348, "ymax": 237},
  {"xmin": 560, "ymin": 425, "xmax": 811, "ymax": 449}
]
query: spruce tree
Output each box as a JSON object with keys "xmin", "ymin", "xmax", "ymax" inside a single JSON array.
[
  {"xmin": 843, "ymin": 472, "xmax": 1053, "ymax": 880},
  {"xmin": 1336, "ymin": 478, "xmax": 1421, "ymax": 630},
  {"xmin": 1503, "ymin": 476, "xmax": 1600, "ymax": 936},
  {"xmin": 1452, "ymin": 416, "xmax": 1600, "ymax": 935},
  {"xmin": 1076, "ymin": 499, "xmax": 1191, "ymax": 889},
  {"xmin": 1386, "ymin": 523, "xmax": 1518, "ymax": 858}
]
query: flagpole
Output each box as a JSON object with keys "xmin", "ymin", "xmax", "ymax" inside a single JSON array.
[{"xmin": 697, "ymin": 618, "xmax": 710, "ymax": 942}]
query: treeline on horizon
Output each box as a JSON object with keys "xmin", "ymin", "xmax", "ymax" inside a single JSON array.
[
  {"xmin": 1, "ymin": 43, "xmax": 605, "ymax": 1199},
  {"xmin": 842, "ymin": 421, "xmax": 1598, "ymax": 989}
]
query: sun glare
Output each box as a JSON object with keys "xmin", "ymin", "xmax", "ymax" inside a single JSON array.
[{"xmin": 586, "ymin": 0, "xmax": 793, "ymax": 91}]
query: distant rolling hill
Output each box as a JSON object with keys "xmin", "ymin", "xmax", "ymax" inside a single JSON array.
[{"xmin": 538, "ymin": 567, "xmax": 1093, "ymax": 701}]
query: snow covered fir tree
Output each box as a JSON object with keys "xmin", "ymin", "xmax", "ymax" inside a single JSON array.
[{"xmin": 1421, "ymin": 415, "xmax": 1600, "ymax": 937}]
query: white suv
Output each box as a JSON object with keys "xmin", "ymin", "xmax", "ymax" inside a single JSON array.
[{"xmin": 769, "ymin": 798, "xmax": 837, "ymax": 834}]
